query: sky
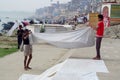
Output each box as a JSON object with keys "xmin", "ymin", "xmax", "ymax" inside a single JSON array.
[{"xmin": 0, "ymin": 0, "xmax": 71, "ymax": 12}]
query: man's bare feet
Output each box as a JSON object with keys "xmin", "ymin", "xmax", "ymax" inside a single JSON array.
[
  {"xmin": 24, "ymin": 67, "xmax": 28, "ymax": 70},
  {"xmin": 93, "ymin": 56, "xmax": 101, "ymax": 60},
  {"xmin": 27, "ymin": 66, "xmax": 32, "ymax": 69}
]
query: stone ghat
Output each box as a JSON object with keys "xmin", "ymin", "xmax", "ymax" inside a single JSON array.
[{"xmin": 104, "ymin": 24, "xmax": 120, "ymax": 39}]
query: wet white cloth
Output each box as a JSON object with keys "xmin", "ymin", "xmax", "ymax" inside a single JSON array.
[
  {"xmin": 7, "ymin": 23, "xmax": 95, "ymax": 49},
  {"xmin": 31, "ymin": 27, "xmax": 95, "ymax": 49},
  {"xmin": 18, "ymin": 59, "xmax": 108, "ymax": 80}
]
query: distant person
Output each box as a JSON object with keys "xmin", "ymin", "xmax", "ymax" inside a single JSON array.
[
  {"xmin": 91, "ymin": 14, "xmax": 104, "ymax": 60},
  {"xmin": 73, "ymin": 15, "xmax": 78, "ymax": 30},
  {"xmin": 83, "ymin": 16, "xmax": 87, "ymax": 23},
  {"xmin": 40, "ymin": 21, "xmax": 45, "ymax": 33},
  {"xmin": 17, "ymin": 25, "xmax": 24, "ymax": 49},
  {"xmin": 29, "ymin": 20, "xmax": 34, "ymax": 24},
  {"xmin": 39, "ymin": 21, "xmax": 43, "ymax": 24},
  {"xmin": 22, "ymin": 29, "xmax": 32, "ymax": 70}
]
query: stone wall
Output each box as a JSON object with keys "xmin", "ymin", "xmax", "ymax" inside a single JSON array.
[{"xmin": 104, "ymin": 24, "xmax": 120, "ymax": 39}]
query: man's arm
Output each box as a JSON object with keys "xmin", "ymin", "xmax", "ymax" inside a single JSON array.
[
  {"xmin": 89, "ymin": 23, "xmax": 98, "ymax": 31},
  {"xmin": 23, "ymin": 31, "xmax": 32, "ymax": 39},
  {"xmin": 92, "ymin": 26, "xmax": 98, "ymax": 31}
]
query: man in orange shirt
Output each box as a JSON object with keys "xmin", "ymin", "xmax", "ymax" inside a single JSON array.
[{"xmin": 92, "ymin": 14, "xmax": 104, "ymax": 60}]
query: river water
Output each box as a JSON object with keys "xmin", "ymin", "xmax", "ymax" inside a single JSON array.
[{"xmin": 0, "ymin": 11, "xmax": 34, "ymax": 30}]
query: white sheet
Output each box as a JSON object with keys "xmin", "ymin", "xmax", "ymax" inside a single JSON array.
[
  {"xmin": 52, "ymin": 59, "xmax": 108, "ymax": 80},
  {"xmin": 7, "ymin": 23, "xmax": 95, "ymax": 49},
  {"xmin": 58, "ymin": 59, "xmax": 109, "ymax": 73},
  {"xmin": 18, "ymin": 74, "xmax": 38, "ymax": 80},
  {"xmin": 52, "ymin": 72, "xmax": 99, "ymax": 80},
  {"xmin": 19, "ymin": 62, "xmax": 65, "ymax": 80},
  {"xmin": 31, "ymin": 27, "xmax": 95, "ymax": 49},
  {"xmin": 18, "ymin": 59, "xmax": 108, "ymax": 80}
]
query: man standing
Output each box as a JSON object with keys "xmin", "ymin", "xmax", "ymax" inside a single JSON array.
[
  {"xmin": 91, "ymin": 14, "xmax": 104, "ymax": 60},
  {"xmin": 23, "ymin": 29, "xmax": 32, "ymax": 70},
  {"xmin": 17, "ymin": 25, "xmax": 24, "ymax": 49},
  {"xmin": 73, "ymin": 15, "xmax": 78, "ymax": 30}
]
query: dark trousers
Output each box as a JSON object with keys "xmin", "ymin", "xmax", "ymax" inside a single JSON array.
[
  {"xmin": 96, "ymin": 37, "xmax": 102, "ymax": 57},
  {"xmin": 18, "ymin": 37, "xmax": 22, "ymax": 49}
]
